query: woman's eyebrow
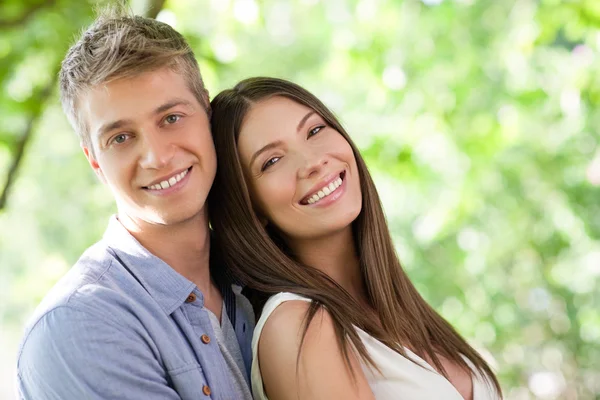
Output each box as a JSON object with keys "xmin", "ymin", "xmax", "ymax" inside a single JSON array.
[
  {"xmin": 296, "ymin": 111, "xmax": 316, "ymax": 133},
  {"xmin": 249, "ymin": 140, "xmax": 285, "ymax": 168}
]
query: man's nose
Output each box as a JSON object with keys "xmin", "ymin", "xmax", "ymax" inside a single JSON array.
[{"xmin": 138, "ymin": 130, "xmax": 175, "ymax": 170}]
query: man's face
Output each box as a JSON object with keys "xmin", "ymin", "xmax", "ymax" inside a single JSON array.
[{"xmin": 80, "ymin": 67, "xmax": 216, "ymax": 228}]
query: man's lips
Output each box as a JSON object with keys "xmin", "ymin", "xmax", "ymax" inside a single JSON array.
[{"xmin": 143, "ymin": 167, "xmax": 192, "ymax": 190}]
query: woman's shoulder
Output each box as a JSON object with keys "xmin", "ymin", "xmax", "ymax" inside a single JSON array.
[
  {"xmin": 255, "ymin": 291, "xmax": 342, "ymax": 373},
  {"xmin": 251, "ymin": 292, "xmax": 374, "ymax": 400},
  {"xmin": 254, "ymin": 292, "xmax": 312, "ymax": 339},
  {"xmin": 260, "ymin": 293, "xmax": 317, "ymax": 342},
  {"xmin": 252, "ymin": 291, "xmax": 335, "ymax": 370}
]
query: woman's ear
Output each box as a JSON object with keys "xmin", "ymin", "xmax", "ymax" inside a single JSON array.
[
  {"xmin": 258, "ymin": 215, "xmax": 268, "ymax": 227},
  {"xmin": 253, "ymin": 205, "xmax": 268, "ymax": 227}
]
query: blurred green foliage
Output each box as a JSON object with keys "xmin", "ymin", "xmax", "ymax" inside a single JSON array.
[{"xmin": 1, "ymin": 0, "xmax": 599, "ymax": 399}]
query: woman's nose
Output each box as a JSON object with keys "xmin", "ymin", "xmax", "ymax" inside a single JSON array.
[{"xmin": 297, "ymin": 153, "xmax": 328, "ymax": 179}]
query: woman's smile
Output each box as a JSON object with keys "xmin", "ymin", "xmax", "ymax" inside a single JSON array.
[{"xmin": 301, "ymin": 171, "xmax": 346, "ymax": 206}]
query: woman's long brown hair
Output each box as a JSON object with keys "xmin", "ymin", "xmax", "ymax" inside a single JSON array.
[{"xmin": 208, "ymin": 77, "xmax": 501, "ymax": 395}]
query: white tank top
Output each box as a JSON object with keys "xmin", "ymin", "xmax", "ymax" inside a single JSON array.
[{"xmin": 251, "ymin": 292, "xmax": 501, "ymax": 400}]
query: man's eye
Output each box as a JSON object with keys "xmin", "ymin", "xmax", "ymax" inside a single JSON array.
[
  {"xmin": 262, "ymin": 157, "xmax": 281, "ymax": 171},
  {"xmin": 308, "ymin": 125, "xmax": 325, "ymax": 138},
  {"xmin": 164, "ymin": 114, "xmax": 181, "ymax": 124},
  {"xmin": 112, "ymin": 134, "xmax": 128, "ymax": 144}
]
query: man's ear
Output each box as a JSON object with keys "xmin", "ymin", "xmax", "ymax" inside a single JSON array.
[
  {"xmin": 82, "ymin": 145, "xmax": 106, "ymax": 184},
  {"xmin": 202, "ymin": 90, "xmax": 212, "ymax": 117}
]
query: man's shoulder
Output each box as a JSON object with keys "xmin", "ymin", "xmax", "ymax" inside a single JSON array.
[
  {"xmin": 19, "ymin": 239, "xmax": 137, "ymax": 348},
  {"xmin": 30, "ymin": 240, "xmax": 114, "ymax": 313},
  {"xmin": 15, "ymin": 236, "xmax": 175, "ymax": 400}
]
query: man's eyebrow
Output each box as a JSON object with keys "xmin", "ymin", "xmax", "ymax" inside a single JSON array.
[
  {"xmin": 297, "ymin": 111, "xmax": 316, "ymax": 133},
  {"xmin": 153, "ymin": 98, "xmax": 194, "ymax": 115},
  {"xmin": 97, "ymin": 119, "xmax": 133, "ymax": 140},
  {"xmin": 95, "ymin": 99, "xmax": 194, "ymax": 140},
  {"xmin": 249, "ymin": 140, "xmax": 284, "ymax": 169}
]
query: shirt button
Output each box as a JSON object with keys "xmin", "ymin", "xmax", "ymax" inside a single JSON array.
[
  {"xmin": 202, "ymin": 385, "xmax": 211, "ymax": 396},
  {"xmin": 185, "ymin": 293, "xmax": 196, "ymax": 303},
  {"xmin": 201, "ymin": 334, "xmax": 211, "ymax": 344}
]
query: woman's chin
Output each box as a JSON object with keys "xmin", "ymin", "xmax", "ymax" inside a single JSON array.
[{"xmin": 285, "ymin": 219, "xmax": 357, "ymax": 243}]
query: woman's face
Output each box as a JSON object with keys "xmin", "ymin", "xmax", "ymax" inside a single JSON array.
[{"xmin": 237, "ymin": 96, "xmax": 362, "ymax": 242}]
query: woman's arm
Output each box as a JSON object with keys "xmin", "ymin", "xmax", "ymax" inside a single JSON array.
[{"xmin": 258, "ymin": 300, "xmax": 376, "ymax": 400}]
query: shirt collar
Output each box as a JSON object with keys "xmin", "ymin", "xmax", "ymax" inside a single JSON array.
[{"xmin": 102, "ymin": 215, "xmax": 197, "ymax": 315}]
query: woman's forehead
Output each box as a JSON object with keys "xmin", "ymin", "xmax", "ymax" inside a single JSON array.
[
  {"xmin": 247, "ymin": 96, "xmax": 312, "ymax": 121},
  {"xmin": 241, "ymin": 97, "xmax": 317, "ymax": 139}
]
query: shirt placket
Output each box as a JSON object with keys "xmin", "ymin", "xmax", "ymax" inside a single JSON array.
[{"xmin": 181, "ymin": 290, "xmax": 236, "ymax": 400}]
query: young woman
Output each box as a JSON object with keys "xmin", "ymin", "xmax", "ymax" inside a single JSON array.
[{"xmin": 208, "ymin": 77, "xmax": 502, "ymax": 400}]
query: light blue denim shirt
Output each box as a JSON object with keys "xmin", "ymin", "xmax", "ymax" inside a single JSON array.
[{"xmin": 16, "ymin": 216, "xmax": 255, "ymax": 400}]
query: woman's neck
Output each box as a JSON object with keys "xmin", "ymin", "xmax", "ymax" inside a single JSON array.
[{"xmin": 289, "ymin": 227, "xmax": 366, "ymax": 303}]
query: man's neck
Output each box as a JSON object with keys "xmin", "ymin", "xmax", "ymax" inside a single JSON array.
[{"xmin": 117, "ymin": 211, "xmax": 213, "ymax": 294}]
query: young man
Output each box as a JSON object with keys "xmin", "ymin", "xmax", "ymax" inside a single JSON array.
[{"xmin": 16, "ymin": 8, "xmax": 254, "ymax": 400}]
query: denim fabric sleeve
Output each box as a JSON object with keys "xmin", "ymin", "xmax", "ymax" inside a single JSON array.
[{"xmin": 17, "ymin": 305, "xmax": 182, "ymax": 400}]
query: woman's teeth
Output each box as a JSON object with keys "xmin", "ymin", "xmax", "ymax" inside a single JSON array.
[
  {"xmin": 307, "ymin": 176, "xmax": 343, "ymax": 204},
  {"xmin": 148, "ymin": 169, "xmax": 188, "ymax": 190}
]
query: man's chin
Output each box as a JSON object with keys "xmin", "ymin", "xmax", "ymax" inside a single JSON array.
[{"xmin": 117, "ymin": 200, "xmax": 207, "ymax": 228}]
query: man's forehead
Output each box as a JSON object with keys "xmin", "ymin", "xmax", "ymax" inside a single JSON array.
[
  {"xmin": 80, "ymin": 79, "xmax": 197, "ymax": 138},
  {"xmin": 83, "ymin": 68, "xmax": 194, "ymax": 109},
  {"xmin": 77, "ymin": 86, "xmax": 130, "ymax": 140}
]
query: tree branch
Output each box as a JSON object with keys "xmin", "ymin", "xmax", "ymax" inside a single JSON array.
[
  {"xmin": 144, "ymin": 0, "xmax": 167, "ymax": 19},
  {"xmin": 0, "ymin": 0, "xmax": 167, "ymax": 210},
  {"xmin": 0, "ymin": 70, "xmax": 58, "ymax": 211},
  {"xmin": 0, "ymin": 0, "xmax": 57, "ymax": 29}
]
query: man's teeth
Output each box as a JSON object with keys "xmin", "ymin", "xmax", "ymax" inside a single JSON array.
[
  {"xmin": 148, "ymin": 169, "xmax": 188, "ymax": 190},
  {"xmin": 307, "ymin": 176, "xmax": 343, "ymax": 204}
]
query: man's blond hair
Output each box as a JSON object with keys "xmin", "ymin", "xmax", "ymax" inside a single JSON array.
[{"xmin": 59, "ymin": 6, "xmax": 209, "ymax": 149}]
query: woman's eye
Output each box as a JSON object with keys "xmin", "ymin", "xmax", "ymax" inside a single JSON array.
[
  {"xmin": 308, "ymin": 125, "xmax": 325, "ymax": 137},
  {"xmin": 262, "ymin": 157, "xmax": 281, "ymax": 171},
  {"xmin": 164, "ymin": 114, "xmax": 181, "ymax": 124}
]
